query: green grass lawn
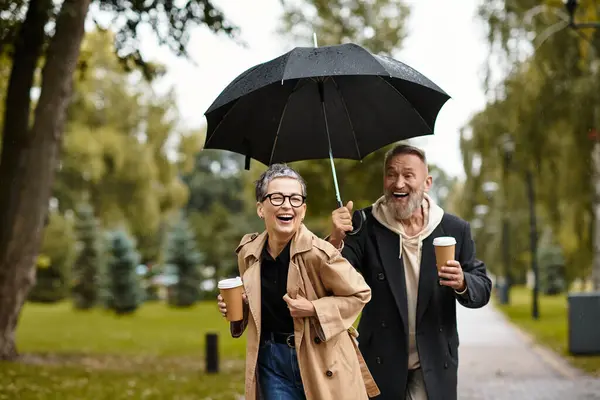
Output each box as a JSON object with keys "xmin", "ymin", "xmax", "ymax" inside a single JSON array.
[
  {"xmin": 0, "ymin": 301, "xmax": 247, "ymax": 399},
  {"xmin": 496, "ymin": 286, "xmax": 600, "ymax": 377}
]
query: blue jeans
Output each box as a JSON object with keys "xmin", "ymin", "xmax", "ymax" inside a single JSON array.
[{"xmin": 257, "ymin": 337, "xmax": 306, "ymax": 400}]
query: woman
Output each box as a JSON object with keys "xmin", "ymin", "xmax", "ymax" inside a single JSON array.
[{"xmin": 217, "ymin": 163, "xmax": 379, "ymax": 400}]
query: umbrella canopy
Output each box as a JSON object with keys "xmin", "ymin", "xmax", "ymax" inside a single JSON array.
[{"xmin": 204, "ymin": 42, "xmax": 450, "ymax": 168}]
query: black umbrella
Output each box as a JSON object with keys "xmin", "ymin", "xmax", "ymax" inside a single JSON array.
[{"xmin": 204, "ymin": 42, "xmax": 450, "ymax": 209}]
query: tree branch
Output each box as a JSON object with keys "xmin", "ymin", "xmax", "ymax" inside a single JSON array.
[
  {"xmin": 31, "ymin": 0, "xmax": 91, "ymax": 144},
  {"xmin": 0, "ymin": 0, "xmax": 52, "ymax": 150}
]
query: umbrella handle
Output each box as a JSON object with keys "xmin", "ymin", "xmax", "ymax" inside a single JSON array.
[{"xmin": 346, "ymin": 210, "xmax": 366, "ymax": 236}]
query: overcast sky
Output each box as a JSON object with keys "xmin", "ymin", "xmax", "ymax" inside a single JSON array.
[{"xmin": 137, "ymin": 0, "xmax": 490, "ymax": 179}]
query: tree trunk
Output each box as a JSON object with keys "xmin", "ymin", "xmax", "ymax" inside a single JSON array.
[{"xmin": 0, "ymin": 0, "xmax": 91, "ymax": 360}]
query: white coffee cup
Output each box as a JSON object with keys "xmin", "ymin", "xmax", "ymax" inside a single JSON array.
[{"xmin": 218, "ymin": 277, "xmax": 244, "ymax": 322}]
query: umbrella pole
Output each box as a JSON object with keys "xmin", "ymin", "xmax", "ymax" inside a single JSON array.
[
  {"xmin": 326, "ymin": 130, "xmax": 343, "ymax": 208},
  {"xmin": 318, "ymin": 81, "xmax": 344, "ymax": 208}
]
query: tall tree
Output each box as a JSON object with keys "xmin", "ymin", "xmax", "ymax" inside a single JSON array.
[
  {"xmin": 0, "ymin": 0, "xmax": 235, "ymax": 360},
  {"xmin": 280, "ymin": 0, "xmax": 410, "ymax": 54},
  {"xmin": 55, "ymin": 30, "xmax": 197, "ymax": 262},
  {"xmin": 184, "ymin": 146, "xmax": 262, "ymax": 281},
  {"xmin": 460, "ymin": 0, "xmax": 600, "ymax": 287},
  {"xmin": 0, "ymin": 0, "xmax": 91, "ymax": 361}
]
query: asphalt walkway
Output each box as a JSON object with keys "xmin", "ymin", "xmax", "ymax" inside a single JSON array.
[{"xmin": 457, "ymin": 302, "xmax": 600, "ymax": 399}]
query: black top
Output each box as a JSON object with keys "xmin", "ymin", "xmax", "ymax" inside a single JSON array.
[{"xmin": 260, "ymin": 240, "xmax": 294, "ymax": 334}]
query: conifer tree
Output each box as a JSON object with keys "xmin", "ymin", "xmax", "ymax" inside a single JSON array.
[
  {"xmin": 72, "ymin": 203, "xmax": 102, "ymax": 309},
  {"xmin": 104, "ymin": 230, "xmax": 142, "ymax": 315},
  {"xmin": 165, "ymin": 215, "xmax": 202, "ymax": 307}
]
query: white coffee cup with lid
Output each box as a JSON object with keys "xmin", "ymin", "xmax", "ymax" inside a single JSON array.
[
  {"xmin": 218, "ymin": 277, "xmax": 244, "ymax": 322},
  {"xmin": 432, "ymin": 236, "xmax": 456, "ymax": 272}
]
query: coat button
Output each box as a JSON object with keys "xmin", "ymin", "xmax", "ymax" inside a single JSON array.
[
  {"xmin": 439, "ymin": 327, "xmax": 443, "ymax": 332},
  {"xmin": 376, "ymin": 357, "xmax": 382, "ymax": 364},
  {"xmin": 314, "ymin": 337, "xmax": 321, "ymax": 344},
  {"xmin": 377, "ymin": 273, "xmax": 385, "ymax": 281},
  {"xmin": 381, "ymin": 321, "xmax": 387, "ymax": 328},
  {"xmin": 444, "ymin": 362, "xmax": 448, "ymax": 369},
  {"xmin": 326, "ymin": 370, "xmax": 333, "ymax": 377}
]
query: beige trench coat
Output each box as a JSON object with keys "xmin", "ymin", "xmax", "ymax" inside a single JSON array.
[{"xmin": 230, "ymin": 224, "xmax": 380, "ymax": 400}]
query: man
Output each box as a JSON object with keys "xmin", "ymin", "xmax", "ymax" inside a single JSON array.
[{"xmin": 328, "ymin": 144, "xmax": 491, "ymax": 400}]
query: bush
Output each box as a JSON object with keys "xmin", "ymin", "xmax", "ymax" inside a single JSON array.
[
  {"xmin": 537, "ymin": 228, "xmax": 566, "ymax": 295},
  {"xmin": 28, "ymin": 211, "xmax": 76, "ymax": 303}
]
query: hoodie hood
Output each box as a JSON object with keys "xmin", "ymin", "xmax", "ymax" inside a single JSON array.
[{"xmin": 372, "ymin": 193, "xmax": 444, "ymax": 249}]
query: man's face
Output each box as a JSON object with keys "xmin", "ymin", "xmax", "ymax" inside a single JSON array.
[{"xmin": 383, "ymin": 154, "xmax": 432, "ymax": 221}]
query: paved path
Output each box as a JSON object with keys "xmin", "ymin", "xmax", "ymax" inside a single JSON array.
[{"xmin": 457, "ymin": 303, "xmax": 600, "ymax": 399}]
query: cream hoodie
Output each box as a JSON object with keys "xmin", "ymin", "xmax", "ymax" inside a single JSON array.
[{"xmin": 371, "ymin": 193, "xmax": 444, "ymax": 370}]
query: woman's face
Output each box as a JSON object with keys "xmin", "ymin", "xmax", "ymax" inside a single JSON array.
[{"xmin": 257, "ymin": 177, "xmax": 307, "ymax": 240}]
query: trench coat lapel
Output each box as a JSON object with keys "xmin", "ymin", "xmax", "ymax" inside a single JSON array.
[
  {"xmin": 241, "ymin": 231, "xmax": 267, "ymax": 339},
  {"xmin": 287, "ymin": 225, "xmax": 313, "ymax": 348},
  {"xmin": 242, "ymin": 258, "xmax": 262, "ymax": 338},
  {"xmin": 287, "ymin": 224, "xmax": 312, "ymax": 300},
  {"xmin": 372, "ymin": 220, "xmax": 409, "ymax": 335}
]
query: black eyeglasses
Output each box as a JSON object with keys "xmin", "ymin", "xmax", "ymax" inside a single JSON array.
[{"xmin": 262, "ymin": 193, "xmax": 306, "ymax": 208}]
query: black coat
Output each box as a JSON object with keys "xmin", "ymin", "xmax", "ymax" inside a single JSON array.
[{"xmin": 342, "ymin": 207, "xmax": 492, "ymax": 400}]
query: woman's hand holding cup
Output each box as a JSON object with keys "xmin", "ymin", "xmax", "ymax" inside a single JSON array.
[
  {"xmin": 217, "ymin": 294, "xmax": 227, "ymax": 317},
  {"xmin": 217, "ymin": 292, "xmax": 248, "ymax": 319}
]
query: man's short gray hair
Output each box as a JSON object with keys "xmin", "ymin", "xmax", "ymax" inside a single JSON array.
[
  {"xmin": 384, "ymin": 143, "xmax": 427, "ymax": 170},
  {"xmin": 255, "ymin": 163, "xmax": 307, "ymax": 202}
]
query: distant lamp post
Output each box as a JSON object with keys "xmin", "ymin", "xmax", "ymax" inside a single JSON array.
[
  {"xmin": 565, "ymin": 0, "xmax": 577, "ymax": 25},
  {"xmin": 564, "ymin": 0, "xmax": 600, "ymax": 29}
]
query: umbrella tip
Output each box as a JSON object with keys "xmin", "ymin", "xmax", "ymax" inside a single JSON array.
[{"xmin": 313, "ymin": 32, "xmax": 318, "ymax": 47}]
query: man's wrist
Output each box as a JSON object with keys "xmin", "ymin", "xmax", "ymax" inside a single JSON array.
[{"xmin": 454, "ymin": 282, "xmax": 468, "ymax": 295}]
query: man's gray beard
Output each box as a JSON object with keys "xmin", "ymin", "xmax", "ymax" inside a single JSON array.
[{"xmin": 385, "ymin": 190, "xmax": 424, "ymax": 221}]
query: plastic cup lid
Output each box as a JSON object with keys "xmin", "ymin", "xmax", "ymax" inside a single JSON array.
[
  {"xmin": 218, "ymin": 276, "xmax": 243, "ymax": 289},
  {"xmin": 433, "ymin": 236, "xmax": 456, "ymax": 246}
]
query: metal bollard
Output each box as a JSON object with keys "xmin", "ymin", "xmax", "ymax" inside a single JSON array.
[{"xmin": 206, "ymin": 333, "xmax": 219, "ymax": 373}]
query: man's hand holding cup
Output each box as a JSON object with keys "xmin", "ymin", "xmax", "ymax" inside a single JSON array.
[
  {"xmin": 433, "ymin": 236, "xmax": 466, "ymax": 292},
  {"xmin": 330, "ymin": 200, "xmax": 354, "ymax": 249},
  {"xmin": 438, "ymin": 260, "xmax": 466, "ymax": 292}
]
